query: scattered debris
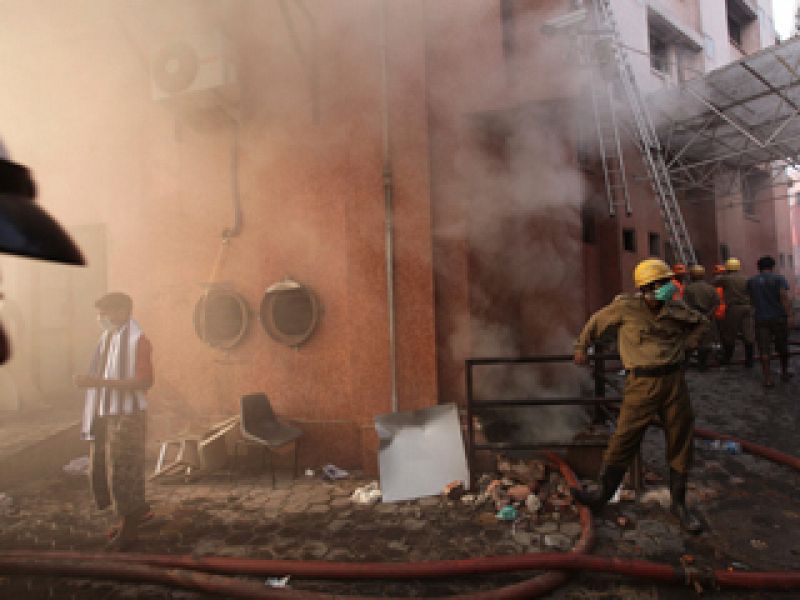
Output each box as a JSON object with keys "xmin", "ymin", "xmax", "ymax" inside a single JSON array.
[
  {"xmin": 321, "ymin": 464, "xmax": 349, "ymax": 481},
  {"xmin": 644, "ymin": 471, "xmax": 663, "ymax": 483},
  {"xmin": 0, "ymin": 493, "xmax": 12, "ymax": 515},
  {"xmin": 62, "ymin": 456, "xmax": 90, "ymax": 475},
  {"xmin": 266, "ymin": 576, "xmax": 290, "ymax": 588},
  {"xmin": 525, "ymin": 494, "xmax": 542, "ymax": 513},
  {"xmin": 351, "ymin": 482, "xmax": 382, "ymax": 505},
  {"xmin": 496, "ymin": 505, "xmax": 517, "ymax": 521},
  {"xmin": 639, "ymin": 487, "xmax": 671, "ymax": 509},
  {"xmin": 750, "ymin": 539, "xmax": 768, "ymax": 550},
  {"xmin": 304, "ymin": 469, "xmax": 315, "ymax": 477},
  {"xmin": 460, "ymin": 494, "xmax": 476, "ymax": 505},
  {"xmin": 442, "ymin": 480, "xmax": 465, "ymax": 501}
]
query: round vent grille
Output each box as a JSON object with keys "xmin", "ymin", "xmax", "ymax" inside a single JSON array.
[
  {"xmin": 260, "ymin": 280, "xmax": 320, "ymax": 347},
  {"xmin": 193, "ymin": 288, "xmax": 249, "ymax": 349}
]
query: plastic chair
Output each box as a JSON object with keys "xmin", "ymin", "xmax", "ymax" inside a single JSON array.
[{"xmin": 237, "ymin": 393, "xmax": 302, "ymax": 486}]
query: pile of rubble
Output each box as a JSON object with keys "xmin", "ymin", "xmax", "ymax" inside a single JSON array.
[{"xmin": 442, "ymin": 457, "xmax": 582, "ymax": 551}]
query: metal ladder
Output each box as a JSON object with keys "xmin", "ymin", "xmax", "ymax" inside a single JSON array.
[
  {"xmin": 583, "ymin": 33, "xmax": 631, "ymax": 217},
  {"xmin": 591, "ymin": 0, "xmax": 697, "ymax": 264}
]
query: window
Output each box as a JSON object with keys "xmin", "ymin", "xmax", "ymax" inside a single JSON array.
[
  {"xmin": 742, "ymin": 169, "xmax": 768, "ymax": 217},
  {"xmin": 793, "ymin": 192, "xmax": 800, "ymax": 206},
  {"xmin": 780, "ymin": 253, "xmax": 785, "ymax": 267},
  {"xmin": 648, "ymin": 232, "xmax": 660, "ymax": 257},
  {"xmin": 720, "ymin": 243, "xmax": 730, "ymax": 261},
  {"xmin": 623, "ymin": 228, "xmax": 637, "ymax": 252},
  {"xmin": 789, "ymin": 255, "xmax": 794, "ymax": 269},
  {"xmin": 726, "ymin": 0, "xmax": 756, "ymax": 51},
  {"xmin": 649, "ymin": 29, "xmax": 669, "ymax": 73},
  {"xmin": 728, "ymin": 14, "xmax": 742, "ymax": 46},
  {"xmin": 582, "ymin": 206, "xmax": 596, "ymax": 244}
]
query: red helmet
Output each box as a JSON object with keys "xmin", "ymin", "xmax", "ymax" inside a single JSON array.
[{"xmin": 672, "ymin": 263, "xmax": 688, "ymax": 275}]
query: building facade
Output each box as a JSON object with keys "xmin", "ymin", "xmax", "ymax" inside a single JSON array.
[{"xmin": 0, "ymin": 0, "xmax": 793, "ymax": 472}]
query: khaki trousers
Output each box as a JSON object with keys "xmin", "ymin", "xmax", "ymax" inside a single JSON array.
[
  {"xmin": 604, "ymin": 370, "xmax": 694, "ymax": 474},
  {"xmin": 89, "ymin": 412, "xmax": 148, "ymax": 518},
  {"xmin": 720, "ymin": 304, "xmax": 755, "ymax": 346}
]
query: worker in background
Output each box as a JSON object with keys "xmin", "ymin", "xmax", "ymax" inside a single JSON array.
[
  {"xmin": 572, "ymin": 258, "xmax": 705, "ymax": 533},
  {"xmin": 714, "ymin": 258, "xmax": 755, "ymax": 367},
  {"xmin": 713, "ymin": 265, "xmax": 727, "ymax": 321},
  {"xmin": 747, "ymin": 256, "xmax": 793, "ymax": 387},
  {"xmin": 0, "ymin": 138, "xmax": 84, "ymax": 364},
  {"xmin": 683, "ymin": 265, "xmax": 720, "ymax": 371},
  {"xmin": 671, "ymin": 263, "xmax": 688, "ymax": 300},
  {"xmin": 74, "ymin": 292, "xmax": 154, "ymax": 550}
]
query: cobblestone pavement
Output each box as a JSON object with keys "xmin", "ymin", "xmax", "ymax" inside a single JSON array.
[{"xmin": 0, "ymin": 358, "xmax": 797, "ymax": 598}]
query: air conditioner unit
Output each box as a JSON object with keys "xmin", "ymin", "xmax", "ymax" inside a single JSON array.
[{"xmin": 150, "ymin": 30, "xmax": 237, "ymax": 109}]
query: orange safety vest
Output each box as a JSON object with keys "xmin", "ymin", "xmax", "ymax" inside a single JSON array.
[
  {"xmin": 671, "ymin": 278, "xmax": 685, "ymax": 301},
  {"xmin": 714, "ymin": 287, "xmax": 726, "ymax": 320}
]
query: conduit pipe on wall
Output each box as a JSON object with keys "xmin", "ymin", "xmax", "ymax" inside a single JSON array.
[
  {"xmin": 380, "ymin": 0, "xmax": 398, "ymax": 413},
  {"xmin": 223, "ymin": 122, "xmax": 243, "ymax": 240}
]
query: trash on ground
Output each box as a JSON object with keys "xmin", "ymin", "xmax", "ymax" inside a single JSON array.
[
  {"xmin": 62, "ymin": 456, "xmax": 90, "ymax": 475},
  {"xmin": 496, "ymin": 505, "xmax": 517, "ymax": 521},
  {"xmin": 351, "ymin": 481, "xmax": 382, "ymax": 505},
  {"xmin": 442, "ymin": 480, "xmax": 465, "ymax": 501},
  {"xmin": 266, "ymin": 576, "xmax": 290, "ymax": 588},
  {"xmin": 321, "ymin": 464, "xmax": 349, "ymax": 480},
  {"xmin": 639, "ymin": 487, "xmax": 671, "ymax": 508}
]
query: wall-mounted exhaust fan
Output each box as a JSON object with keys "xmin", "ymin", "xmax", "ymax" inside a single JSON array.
[
  {"xmin": 150, "ymin": 31, "xmax": 237, "ymax": 105},
  {"xmin": 194, "ymin": 286, "xmax": 250, "ymax": 350},
  {"xmin": 260, "ymin": 279, "xmax": 321, "ymax": 348}
]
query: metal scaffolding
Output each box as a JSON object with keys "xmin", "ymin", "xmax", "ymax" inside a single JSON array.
[{"xmin": 651, "ymin": 35, "xmax": 800, "ymax": 195}]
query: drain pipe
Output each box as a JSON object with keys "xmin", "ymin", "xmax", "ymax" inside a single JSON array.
[
  {"xmin": 380, "ymin": 0, "xmax": 398, "ymax": 413},
  {"xmin": 223, "ymin": 122, "xmax": 243, "ymax": 240}
]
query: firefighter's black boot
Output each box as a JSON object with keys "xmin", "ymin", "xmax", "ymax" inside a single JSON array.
[
  {"xmin": 697, "ymin": 348, "xmax": 710, "ymax": 372},
  {"xmin": 669, "ymin": 469, "xmax": 702, "ymax": 534},
  {"xmin": 570, "ymin": 464, "xmax": 627, "ymax": 515},
  {"xmin": 720, "ymin": 343, "xmax": 734, "ymax": 365},
  {"xmin": 744, "ymin": 343, "xmax": 755, "ymax": 368}
]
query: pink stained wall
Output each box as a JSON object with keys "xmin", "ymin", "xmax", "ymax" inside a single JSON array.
[{"xmin": 0, "ymin": 1, "xmax": 439, "ymax": 473}]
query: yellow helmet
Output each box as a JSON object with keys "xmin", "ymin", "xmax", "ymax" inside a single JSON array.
[
  {"xmin": 724, "ymin": 258, "xmax": 741, "ymax": 272},
  {"xmin": 633, "ymin": 258, "xmax": 674, "ymax": 288},
  {"xmin": 689, "ymin": 264, "xmax": 705, "ymax": 277}
]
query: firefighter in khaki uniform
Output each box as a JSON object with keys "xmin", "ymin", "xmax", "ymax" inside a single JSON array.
[
  {"xmin": 683, "ymin": 265, "xmax": 720, "ymax": 371},
  {"xmin": 714, "ymin": 257, "xmax": 755, "ymax": 367},
  {"xmin": 572, "ymin": 258, "xmax": 705, "ymax": 533}
]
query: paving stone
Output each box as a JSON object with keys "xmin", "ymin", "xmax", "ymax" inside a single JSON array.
[
  {"xmin": 533, "ymin": 521, "xmax": 558, "ymax": 534},
  {"xmin": 512, "ymin": 531, "xmax": 535, "ymax": 546},
  {"xmin": 559, "ymin": 522, "xmax": 583, "ymax": 537},
  {"xmin": 403, "ymin": 518, "xmax": 427, "ymax": 531},
  {"xmin": 636, "ymin": 519, "xmax": 675, "ymax": 537},
  {"xmin": 387, "ymin": 540, "xmax": 409, "ymax": 552},
  {"xmin": 543, "ymin": 533, "xmax": 572, "ymax": 551},
  {"xmin": 326, "ymin": 519, "xmax": 348, "ymax": 533},
  {"xmin": 301, "ymin": 541, "xmax": 329, "ymax": 559},
  {"xmin": 326, "ymin": 548, "xmax": 356, "ymax": 561},
  {"xmin": 417, "ymin": 497, "xmax": 440, "ymax": 508}
]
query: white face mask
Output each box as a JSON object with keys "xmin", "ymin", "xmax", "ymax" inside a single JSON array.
[{"xmin": 97, "ymin": 316, "xmax": 114, "ymax": 331}]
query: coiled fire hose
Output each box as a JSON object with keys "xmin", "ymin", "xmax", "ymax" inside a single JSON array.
[{"xmin": 0, "ymin": 435, "xmax": 798, "ymax": 598}]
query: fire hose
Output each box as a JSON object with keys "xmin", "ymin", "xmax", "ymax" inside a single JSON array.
[{"xmin": 1, "ymin": 436, "xmax": 799, "ymax": 597}]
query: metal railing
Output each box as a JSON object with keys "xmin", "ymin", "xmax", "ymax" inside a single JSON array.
[{"xmin": 464, "ymin": 352, "xmax": 623, "ymax": 486}]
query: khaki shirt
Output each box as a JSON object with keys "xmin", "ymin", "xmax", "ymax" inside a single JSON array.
[
  {"xmin": 714, "ymin": 273, "xmax": 750, "ymax": 306},
  {"xmin": 683, "ymin": 280, "xmax": 720, "ymax": 316},
  {"xmin": 574, "ymin": 294, "xmax": 707, "ymax": 369}
]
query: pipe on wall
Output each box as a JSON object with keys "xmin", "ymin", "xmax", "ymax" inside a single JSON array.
[{"xmin": 380, "ymin": 0, "xmax": 398, "ymax": 413}]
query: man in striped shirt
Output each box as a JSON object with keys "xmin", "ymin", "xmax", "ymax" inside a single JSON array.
[{"xmin": 74, "ymin": 292, "xmax": 153, "ymax": 550}]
